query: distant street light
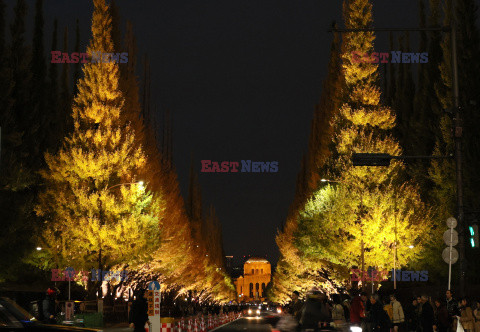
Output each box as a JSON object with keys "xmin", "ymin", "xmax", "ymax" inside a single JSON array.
[
  {"xmin": 106, "ymin": 180, "xmax": 144, "ymax": 191},
  {"xmin": 320, "ymin": 178, "xmax": 343, "ymax": 183},
  {"xmin": 36, "ymin": 247, "xmax": 42, "ymax": 251}
]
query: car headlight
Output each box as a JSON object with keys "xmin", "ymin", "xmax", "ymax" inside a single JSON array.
[
  {"xmin": 277, "ymin": 308, "xmax": 282, "ymax": 314},
  {"xmin": 256, "ymin": 309, "xmax": 260, "ymax": 315},
  {"xmin": 350, "ymin": 326, "xmax": 362, "ymax": 332},
  {"xmin": 248, "ymin": 309, "xmax": 252, "ymax": 314}
]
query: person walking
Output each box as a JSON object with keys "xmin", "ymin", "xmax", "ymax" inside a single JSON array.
[
  {"xmin": 350, "ymin": 290, "xmax": 366, "ymax": 326},
  {"xmin": 299, "ymin": 290, "xmax": 330, "ymax": 332},
  {"xmin": 288, "ymin": 291, "xmax": 304, "ymax": 323},
  {"xmin": 365, "ymin": 292, "xmax": 373, "ymax": 332},
  {"xmin": 459, "ymin": 298, "xmax": 475, "ymax": 332},
  {"xmin": 472, "ymin": 301, "xmax": 480, "ymax": 332},
  {"xmin": 433, "ymin": 299, "xmax": 449, "ymax": 332},
  {"xmin": 446, "ymin": 290, "xmax": 460, "ymax": 332},
  {"xmin": 42, "ymin": 288, "xmax": 58, "ymax": 324},
  {"xmin": 370, "ymin": 294, "xmax": 390, "ymax": 332},
  {"xmin": 420, "ymin": 295, "xmax": 435, "ymax": 332},
  {"xmin": 391, "ymin": 294, "xmax": 405, "ymax": 332},
  {"xmin": 129, "ymin": 289, "xmax": 149, "ymax": 332},
  {"xmin": 332, "ymin": 295, "xmax": 347, "ymax": 330},
  {"xmin": 405, "ymin": 298, "xmax": 420, "ymax": 332}
]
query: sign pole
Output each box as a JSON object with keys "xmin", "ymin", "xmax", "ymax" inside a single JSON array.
[
  {"xmin": 448, "ymin": 227, "xmax": 453, "ymax": 290},
  {"xmin": 147, "ymin": 281, "xmax": 161, "ymax": 332}
]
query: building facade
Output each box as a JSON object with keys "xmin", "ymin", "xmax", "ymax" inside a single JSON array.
[{"xmin": 234, "ymin": 257, "xmax": 271, "ymax": 302}]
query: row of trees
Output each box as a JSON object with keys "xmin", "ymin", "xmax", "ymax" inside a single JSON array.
[
  {"xmin": 269, "ymin": 0, "xmax": 480, "ymax": 302},
  {"xmin": 0, "ymin": 0, "xmax": 235, "ymax": 303}
]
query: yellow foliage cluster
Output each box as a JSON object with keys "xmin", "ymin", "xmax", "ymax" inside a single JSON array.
[
  {"xmin": 34, "ymin": 0, "xmax": 234, "ymax": 303},
  {"xmin": 270, "ymin": 0, "xmax": 436, "ymax": 300}
]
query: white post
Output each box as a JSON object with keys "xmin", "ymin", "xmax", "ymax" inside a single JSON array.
[{"xmin": 448, "ymin": 227, "xmax": 454, "ymax": 290}]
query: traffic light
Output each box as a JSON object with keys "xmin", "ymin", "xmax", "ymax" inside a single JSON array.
[
  {"xmin": 469, "ymin": 225, "xmax": 479, "ymax": 248},
  {"xmin": 352, "ymin": 153, "xmax": 392, "ymax": 166}
]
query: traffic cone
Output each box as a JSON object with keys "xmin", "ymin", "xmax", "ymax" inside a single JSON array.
[
  {"xmin": 194, "ymin": 319, "xmax": 199, "ymax": 332},
  {"xmin": 201, "ymin": 317, "xmax": 206, "ymax": 332}
]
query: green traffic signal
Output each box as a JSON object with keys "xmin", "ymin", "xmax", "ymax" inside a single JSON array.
[{"xmin": 469, "ymin": 225, "xmax": 479, "ymax": 248}]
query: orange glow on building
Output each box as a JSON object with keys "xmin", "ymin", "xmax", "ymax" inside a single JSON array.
[{"xmin": 234, "ymin": 257, "xmax": 271, "ymax": 302}]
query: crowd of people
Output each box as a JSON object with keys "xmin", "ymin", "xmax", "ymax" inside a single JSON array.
[{"xmin": 281, "ymin": 289, "xmax": 480, "ymax": 332}]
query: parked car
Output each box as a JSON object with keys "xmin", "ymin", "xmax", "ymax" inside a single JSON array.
[{"xmin": 0, "ymin": 297, "xmax": 101, "ymax": 332}]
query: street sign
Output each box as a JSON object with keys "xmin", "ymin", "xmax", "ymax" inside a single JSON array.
[
  {"xmin": 148, "ymin": 281, "xmax": 160, "ymax": 290},
  {"xmin": 352, "ymin": 153, "xmax": 391, "ymax": 166},
  {"xmin": 443, "ymin": 229, "xmax": 458, "ymax": 246},
  {"xmin": 442, "ymin": 247, "xmax": 459, "ymax": 264},
  {"xmin": 147, "ymin": 281, "xmax": 160, "ymax": 332},
  {"xmin": 65, "ymin": 301, "xmax": 74, "ymax": 320},
  {"xmin": 447, "ymin": 217, "xmax": 458, "ymax": 228}
]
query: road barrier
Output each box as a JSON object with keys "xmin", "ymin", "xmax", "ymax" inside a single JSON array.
[{"xmin": 174, "ymin": 313, "xmax": 242, "ymax": 332}]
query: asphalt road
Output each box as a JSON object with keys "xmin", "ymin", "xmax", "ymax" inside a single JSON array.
[{"xmin": 213, "ymin": 316, "xmax": 275, "ymax": 332}]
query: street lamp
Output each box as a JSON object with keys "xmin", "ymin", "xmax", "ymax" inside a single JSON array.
[{"xmin": 320, "ymin": 178, "xmax": 344, "ymax": 183}]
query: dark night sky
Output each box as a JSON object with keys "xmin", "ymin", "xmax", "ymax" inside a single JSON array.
[{"xmin": 8, "ymin": 0, "xmax": 471, "ymax": 265}]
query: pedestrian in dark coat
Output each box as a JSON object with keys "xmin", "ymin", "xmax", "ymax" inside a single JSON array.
[
  {"xmin": 42, "ymin": 288, "xmax": 58, "ymax": 324},
  {"xmin": 299, "ymin": 291, "xmax": 330, "ymax": 332},
  {"xmin": 446, "ymin": 290, "xmax": 459, "ymax": 332},
  {"xmin": 405, "ymin": 298, "xmax": 420, "ymax": 332},
  {"xmin": 434, "ymin": 299, "xmax": 449, "ymax": 332},
  {"xmin": 129, "ymin": 289, "xmax": 149, "ymax": 332},
  {"xmin": 288, "ymin": 291, "xmax": 304, "ymax": 323},
  {"xmin": 420, "ymin": 295, "xmax": 435, "ymax": 332},
  {"xmin": 369, "ymin": 294, "xmax": 390, "ymax": 332}
]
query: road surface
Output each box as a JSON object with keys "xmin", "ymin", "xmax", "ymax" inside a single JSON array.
[{"xmin": 213, "ymin": 316, "xmax": 275, "ymax": 332}]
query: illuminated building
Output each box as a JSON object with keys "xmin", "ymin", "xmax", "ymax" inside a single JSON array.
[{"xmin": 234, "ymin": 257, "xmax": 271, "ymax": 302}]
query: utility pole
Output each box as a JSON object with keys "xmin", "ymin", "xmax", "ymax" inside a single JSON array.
[{"xmin": 451, "ymin": 14, "xmax": 465, "ymax": 297}]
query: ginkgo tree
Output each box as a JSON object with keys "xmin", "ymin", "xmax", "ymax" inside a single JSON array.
[
  {"xmin": 291, "ymin": 0, "xmax": 435, "ymax": 289},
  {"xmin": 34, "ymin": 0, "xmax": 160, "ymax": 272}
]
